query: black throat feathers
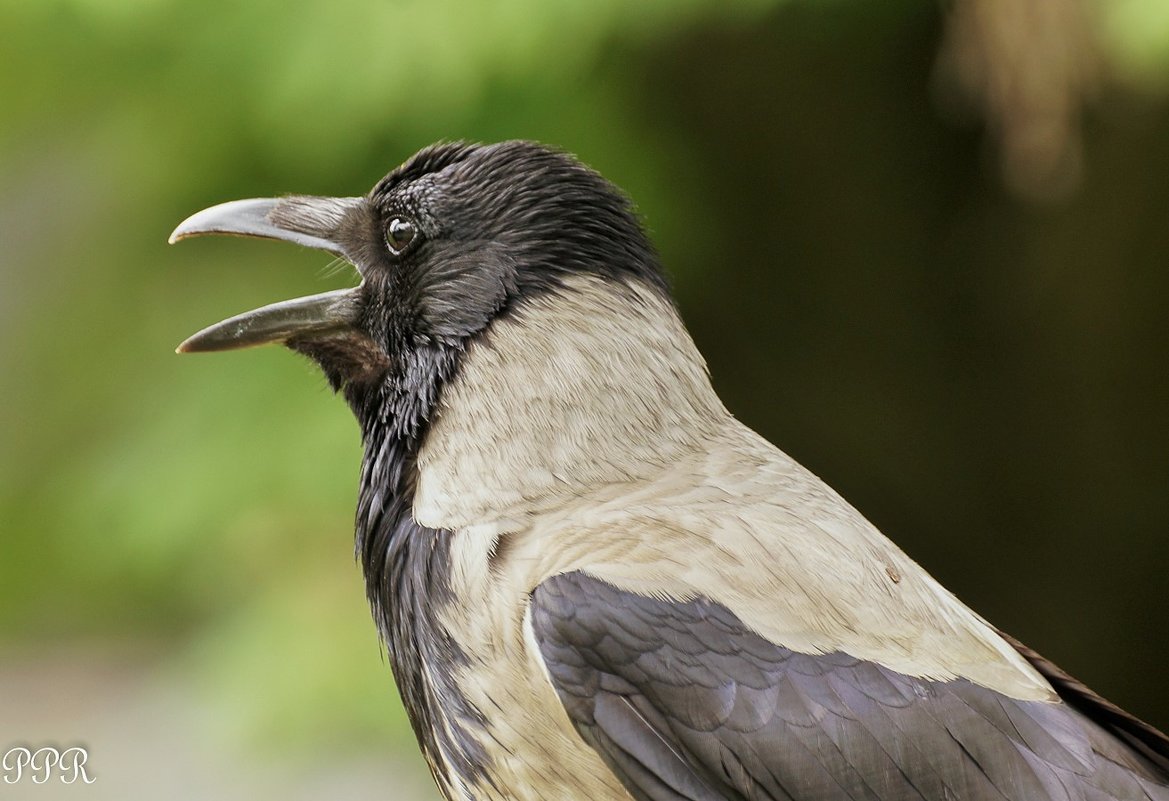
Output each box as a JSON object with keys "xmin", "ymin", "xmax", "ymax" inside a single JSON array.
[{"xmin": 348, "ymin": 338, "xmax": 492, "ymax": 792}]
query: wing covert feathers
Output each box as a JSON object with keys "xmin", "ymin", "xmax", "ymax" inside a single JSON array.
[
  {"xmin": 1001, "ymin": 631, "xmax": 1169, "ymax": 774},
  {"xmin": 531, "ymin": 571, "xmax": 1169, "ymax": 801}
]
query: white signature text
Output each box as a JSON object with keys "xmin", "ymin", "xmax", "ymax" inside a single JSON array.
[{"xmin": 3, "ymin": 746, "xmax": 94, "ymax": 784}]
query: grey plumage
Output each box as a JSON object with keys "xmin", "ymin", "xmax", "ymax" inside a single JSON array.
[
  {"xmin": 172, "ymin": 140, "xmax": 1169, "ymax": 801},
  {"xmin": 534, "ymin": 571, "xmax": 1169, "ymax": 801}
]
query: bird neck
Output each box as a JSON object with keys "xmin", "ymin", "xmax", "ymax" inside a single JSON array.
[
  {"xmin": 347, "ymin": 273, "xmax": 728, "ymax": 789},
  {"xmin": 350, "ymin": 343, "xmax": 491, "ymax": 794},
  {"xmin": 412, "ymin": 274, "xmax": 731, "ymax": 530}
]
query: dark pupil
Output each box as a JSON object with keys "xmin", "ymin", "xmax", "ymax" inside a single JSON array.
[{"xmin": 388, "ymin": 218, "xmax": 415, "ymax": 251}]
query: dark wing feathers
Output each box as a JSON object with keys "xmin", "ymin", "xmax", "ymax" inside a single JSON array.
[
  {"xmin": 1001, "ymin": 631, "xmax": 1169, "ymax": 775},
  {"xmin": 530, "ymin": 571, "xmax": 1169, "ymax": 801}
]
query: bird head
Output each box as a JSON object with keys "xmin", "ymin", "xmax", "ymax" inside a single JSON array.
[
  {"xmin": 174, "ymin": 142, "xmax": 663, "ymax": 397},
  {"xmin": 174, "ymin": 141, "xmax": 725, "ymax": 527}
]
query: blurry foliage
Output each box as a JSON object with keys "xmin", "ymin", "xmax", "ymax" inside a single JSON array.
[
  {"xmin": 1103, "ymin": 0, "xmax": 1169, "ymax": 87},
  {"xmin": 2, "ymin": 0, "xmax": 1169, "ymax": 760},
  {"xmin": 936, "ymin": 0, "xmax": 1100, "ymax": 200}
]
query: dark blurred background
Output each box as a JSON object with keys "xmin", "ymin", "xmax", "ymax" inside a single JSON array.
[{"xmin": 2, "ymin": 1, "xmax": 1167, "ymax": 798}]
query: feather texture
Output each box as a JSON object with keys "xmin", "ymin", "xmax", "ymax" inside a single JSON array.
[{"xmin": 531, "ymin": 571, "xmax": 1169, "ymax": 801}]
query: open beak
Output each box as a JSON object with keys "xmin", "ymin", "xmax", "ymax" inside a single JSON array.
[{"xmin": 169, "ymin": 195, "xmax": 365, "ymax": 353}]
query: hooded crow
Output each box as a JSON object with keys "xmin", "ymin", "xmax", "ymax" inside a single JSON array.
[{"xmin": 172, "ymin": 140, "xmax": 1169, "ymax": 801}]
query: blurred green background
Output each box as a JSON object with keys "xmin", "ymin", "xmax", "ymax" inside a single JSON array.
[{"xmin": 2, "ymin": 0, "xmax": 1168, "ymax": 798}]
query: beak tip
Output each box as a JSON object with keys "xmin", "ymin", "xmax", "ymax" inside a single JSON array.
[
  {"xmin": 169, "ymin": 216, "xmax": 203, "ymax": 244},
  {"xmin": 168, "ymin": 220, "xmax": 196, "ymax": 245}
]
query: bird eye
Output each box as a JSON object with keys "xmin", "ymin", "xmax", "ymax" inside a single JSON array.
[{"xmin": 386, "ymin": 217, "xmax": 417, "ymax": 255}]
